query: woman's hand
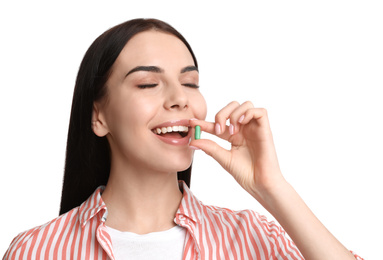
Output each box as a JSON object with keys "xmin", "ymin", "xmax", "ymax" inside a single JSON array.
[
  {"xmin": 189, "ymin": 101, "xmax": 287, "ymax": 204},
  {"xmin": 190, "ymin": 101, "xmax": 359, "ymax": 259}
]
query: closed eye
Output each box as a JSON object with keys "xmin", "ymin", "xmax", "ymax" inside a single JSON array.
[
  {"xmin": 137, "ymin": 84, "xmax": 158, "ymax": 89},
  {"xmin": 183, "ymin": 83, "xmax": 199, "ymax": 88}
]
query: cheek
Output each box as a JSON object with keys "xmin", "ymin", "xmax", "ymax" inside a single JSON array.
[
  {"xmin": 192, "ymin": 93, "xmax": 207, "ymax": 120},
  {"xmin": 105, "ymin": 96, "xmax": 158, "ymax": 154},
  {"xmin": 130, "ymin": 96, "xmax": 160, "ymax": 124},
  {"xmin": 108, "ymin": 94, "xmax": 158, "ymax": 127}
]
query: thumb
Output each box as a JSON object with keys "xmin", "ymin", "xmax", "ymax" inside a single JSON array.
[{"xmin": 190, "ymin": 139, "xmax": 231, "ymax": 171}]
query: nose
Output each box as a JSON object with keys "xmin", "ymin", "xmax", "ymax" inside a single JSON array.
[{"xmin": 163, "ymin": 82, "xmax": 188, "ymax": 111}]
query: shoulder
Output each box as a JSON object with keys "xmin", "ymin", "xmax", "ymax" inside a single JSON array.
[
  {"xmin": 202, "ymin": 203, "xmax": 266, "ymax": 224},
  {"xmin": 182, "ymin": 182, "xmax": 285, "ymax": 237},
  {"xmin": 200, "ymin": 204, "xmax": 303, "ymax": 258},
  {"xmin": 3, "ymin": 186, "xmax": 107, "ymax": 260},
  {"xmin": 202, "ymin": 204, "xmax": 282, "ymax": 234},
  {"xmin": 3, "ymin": 207, "xmax": 80, "ymax": 260},
  {"xmin": 201, "ymin": 204, "xmax": 292, "ymax": 245}
]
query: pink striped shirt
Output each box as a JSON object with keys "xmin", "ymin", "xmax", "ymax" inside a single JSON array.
[{"xmin": 4, "ymin": 182, "xmax": 363, "ymax": 259}]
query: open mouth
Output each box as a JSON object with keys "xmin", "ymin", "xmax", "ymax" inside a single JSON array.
[{"xmin": 152, "ymin": 125, "xmax": 189, "ymax": 138}]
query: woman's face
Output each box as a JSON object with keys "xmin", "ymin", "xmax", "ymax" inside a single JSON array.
[{"xmin": 94, "ymin": 30, "xmax": 207, "ymax": 174}]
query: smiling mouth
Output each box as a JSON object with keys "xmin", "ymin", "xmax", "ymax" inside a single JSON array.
[{"xmin": 152, "ymin": 125, "xmax": 189, "ymax": 138}]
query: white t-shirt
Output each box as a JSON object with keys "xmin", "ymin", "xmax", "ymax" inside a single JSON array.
[{"xmin": 107, "ymin": 225, "xmax": 186, "ymax": 260}]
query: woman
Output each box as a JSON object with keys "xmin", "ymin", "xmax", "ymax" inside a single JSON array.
[{"xmin": 4, "ymin": 18, "xmax": 362, "ymax": 260}]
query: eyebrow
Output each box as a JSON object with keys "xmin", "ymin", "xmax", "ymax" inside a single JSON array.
[
  {"xmin": 181, "ymin": 65, "xmax": 198, "ymax": 73},
  {"xmin": 126, "ymin": 66, "xmax": 163, "ymax": 77},
  {"xmin": 125, "ymin": 65, "xmax": 198, "ymax": 77}
]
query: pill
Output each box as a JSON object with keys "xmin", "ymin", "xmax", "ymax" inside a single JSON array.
[{"xmin": 195, "ymin": 125, "xmax": 201, "ymax": 140}]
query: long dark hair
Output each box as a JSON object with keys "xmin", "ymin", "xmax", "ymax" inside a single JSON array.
[{"xmin": 59, "ymin": 18, "xmax": 197, "ymax": 215}]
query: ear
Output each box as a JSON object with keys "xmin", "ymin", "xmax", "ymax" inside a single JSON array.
[{"xmin": 91, "ymin": 103, "xmax": 109, "ymax": 137}]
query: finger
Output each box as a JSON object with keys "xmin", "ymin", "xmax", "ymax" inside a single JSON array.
[
  {"xmin": 239, "ymin": 108, "xmax": 273, "ymax": 140},
  {"xmin": 239, "ymin": 107, "xmax": 270, "ymax": 126},
  {"xmin": 228, "ymin": 101, "xmax": 254, "ymax": 135},
  {"xmin": 189, "ymin": 119, "xmax": 214, "ymax": 134},
  {"xmin": 189, "ymin": 138, "xmax": 231, "ymax": 171},
  {"xmin": 189, "ymin": 119, "xmax": 231, "ymax": 141},
  {"xmin": 214, "ymin": 101, "xmax": 240, "ymax": 136}
]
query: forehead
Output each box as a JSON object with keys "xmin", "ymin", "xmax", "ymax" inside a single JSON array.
[{"xmin": 114, "ymin": 30, "xmax": 195, "ymax": 69}]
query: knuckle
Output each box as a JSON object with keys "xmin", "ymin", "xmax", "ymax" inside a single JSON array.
[
  {"xmin": 243, "ymin": 100, "xmax": 253, "ymax": 107},
  {"xmin": 260, "ymin": 107, "xmax": 268, "ymax": 114},
  {"xmin": 215, "ymin": 113, "xmax": 224, "ymax": 122},
  {"xmin": 229, "ymin": 101, "xmax": 240, "ymax": 107}
]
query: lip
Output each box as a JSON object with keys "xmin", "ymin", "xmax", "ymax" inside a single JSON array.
[{"xmin": 151, "ymin": 119, "xmax": 192, "ymax": 146}]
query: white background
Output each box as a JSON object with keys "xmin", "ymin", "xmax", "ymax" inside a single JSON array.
[{"xmin": 1, "ymin": 1, "xmax": 382, "ymax": 259}]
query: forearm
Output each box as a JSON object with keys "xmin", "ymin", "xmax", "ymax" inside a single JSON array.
[{"xmin": 259, "ymin": 182, "xmax": 355, "ymax": 260}]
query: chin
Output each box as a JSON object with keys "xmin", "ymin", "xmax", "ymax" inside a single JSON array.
[
  {"xmin": 177, "ymin": 162, "xmax": 192, "ymax": 172},
  {"xmin": 160, "ymin": 152, "xmax": 193, "ymax": 173},
  {"xmin": 174, "ymin": 159, "xmax": 193, "ymax": 172}
]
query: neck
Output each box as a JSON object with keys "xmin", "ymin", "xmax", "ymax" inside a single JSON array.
[{"xmin": 101, "ymin": 162, "xmax": 183, "ymax": 234}]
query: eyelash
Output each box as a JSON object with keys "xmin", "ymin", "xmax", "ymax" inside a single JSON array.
[
  {"xmin": 183, "ymin": 83, "xmax": 200, "ymax": 89},
  {"xmin": 137, "ymin": 83, "xmax": 199, "ymax": 89},
  {"xmin": 137, "ymin": 84, "xmax": 158, "ymax": 89}
]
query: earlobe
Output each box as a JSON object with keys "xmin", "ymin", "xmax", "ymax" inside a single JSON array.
[{"xmin": 91, "ymin": 103, "xmax": 109, "ymax": 137}]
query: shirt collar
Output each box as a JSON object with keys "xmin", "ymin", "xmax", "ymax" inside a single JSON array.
[
  {"xmin": 79, "ymin": 186, "xmax": 107, "ymax": 227},
  {"xmin": 78, "ymin": 181, "xmax": 203, "ymax": 227},
  {"xmin": 176, "ymin": 181, "xmax": 203, "ymax": 224}
]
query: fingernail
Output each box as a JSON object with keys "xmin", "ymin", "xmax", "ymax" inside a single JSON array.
[
  {"xmin": 189, "ymin": 146, "xmax": 200, "ymax": 150},
  {"xmin": 215, "ymin": 123, "xmax": 221, "ymax": 135},
  {"xmin": 238, "ymin": 115, "xmax": 245, "ymax": 123},
  {"xmin": 229, "ymin": 124, "xmax": 234, "ymax": 135}
]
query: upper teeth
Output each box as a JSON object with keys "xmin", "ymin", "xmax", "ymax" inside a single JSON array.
[{"xmin": 154, "ymin": 126, "xmax": 189, "ymax": 134}]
